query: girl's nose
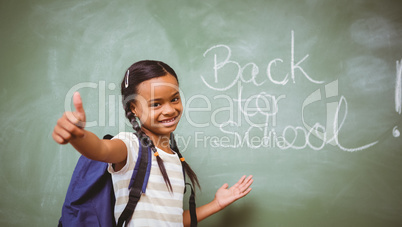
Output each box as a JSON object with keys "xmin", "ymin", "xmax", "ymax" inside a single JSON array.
[{"xmin": 162, "ymin": 103, "xmax": 175, "ymax": 115}]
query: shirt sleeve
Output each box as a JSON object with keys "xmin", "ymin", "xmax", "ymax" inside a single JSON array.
[{"xmin": 107, "ymin": 132, "xmax": 139, "ymax": 174}]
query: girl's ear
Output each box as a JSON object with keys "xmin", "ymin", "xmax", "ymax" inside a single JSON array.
[{"xmin": 130, "ymin": 102, "xmax": 137, "ymax": 116}]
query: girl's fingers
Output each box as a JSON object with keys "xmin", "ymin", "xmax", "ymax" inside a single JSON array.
[
  {"xmin": 61, "ymin": 112, "xmax": 85, "ymax": 136},
  {"xmin": 53, "ymin": 124, "xmax": 72, "ymax": 144},
  {"xmin": 239, "ymin": 175, "xmax": 247, "ymax": 182},
  {"xmin": 233, "ymin": 175, "xmax": 247, "ymax": 188},
  {"xmin": 242, "ymin": 187, "xmax": 252, "ymax": 196},
  {"xmin": 65, "ymin": 111, "xmax": 81, "ymax": 127},
  {"xmin": 238, "ymin": 175, "xmax": 253, "ymax": 192},
  {"xmin": 53, "ymin": 113, "xmax": 85, "ymax": 144},
  {"xmin": 52, "ymin": 130, "xmax": 68, "ymax": 144},
  {"xmin": 244, "ymin": 175, "xmax": 253, "ymax": 185},
  {"xmin": 236, "ymin": 175, "xmax": 252, "ymax": 187}
]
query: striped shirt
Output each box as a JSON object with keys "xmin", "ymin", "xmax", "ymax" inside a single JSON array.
[{"xmin": 108, "ymin": 132, "xmax": 185, "ymax": 227}]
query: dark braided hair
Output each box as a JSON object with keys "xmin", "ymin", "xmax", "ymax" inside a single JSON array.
[{"xmin": 121, "ymin": 60, "xmax": 200, "ymax": 192}]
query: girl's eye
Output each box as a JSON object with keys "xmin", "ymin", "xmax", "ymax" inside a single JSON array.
[
  {"xmin": 151, "ymin": 103, "xmax": 160, "ymax": 107},
  {"xmin": 172, "ymin": 97, "xmax": 180, "ymax": 102}
]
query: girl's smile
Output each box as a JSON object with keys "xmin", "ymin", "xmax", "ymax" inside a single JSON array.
[{"xmin": 159, "ymin": 116, "xmax": 179, "ymax": 126}]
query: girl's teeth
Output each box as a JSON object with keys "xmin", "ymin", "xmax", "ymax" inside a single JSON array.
[{"xmin": 162, "ymin": 118, "xmax": 174, "ymax": 123}]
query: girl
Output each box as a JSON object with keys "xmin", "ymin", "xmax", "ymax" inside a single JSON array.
[{"xmin": 53, "ymin": 60, "xmax": 253, "ymax": 227}]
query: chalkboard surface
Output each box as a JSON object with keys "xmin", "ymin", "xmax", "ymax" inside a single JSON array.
[{"xmin": 1, "ymin": 0, "xmax": 402, "ymax": 226}]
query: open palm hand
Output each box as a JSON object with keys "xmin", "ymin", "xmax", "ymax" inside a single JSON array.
[{"xmin": 214, "ymin": 175, "xmax": 254, "ymax": 210}]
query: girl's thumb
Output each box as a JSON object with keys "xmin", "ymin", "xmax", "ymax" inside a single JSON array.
[
  {"xmin": 73, "ymin": 92, "xmax": 86, "ymax": 118},
  {"xmin": 220, "ymin": 183, "xmax": 229, "ymax": 190}
]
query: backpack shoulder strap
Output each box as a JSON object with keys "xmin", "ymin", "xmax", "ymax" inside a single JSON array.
[
  {"xmin": 116, "ymin": 137, "xmax": 149, "ymax": 227},
  {"xmin": 186, "ymin": 183, "xmax": 198, "ymax": 227}
]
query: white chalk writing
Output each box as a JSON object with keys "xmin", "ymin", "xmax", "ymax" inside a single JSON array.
[{"xmin": 200, "ymin": 30, "xmax": 380, "ymax": 151}]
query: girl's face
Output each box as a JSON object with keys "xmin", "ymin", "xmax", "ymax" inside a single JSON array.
[{"xmin": 131, "ymin": 73, "xmax": 183, "ymax": 139}]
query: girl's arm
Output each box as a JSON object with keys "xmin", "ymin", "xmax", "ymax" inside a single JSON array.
[
  {"xmin": 52, "ymin": 92, "xmax": 127, "ymax": 166},
  {"xmin": 183, "ymin": 175, "xmax": 253, "ymax": 227}
]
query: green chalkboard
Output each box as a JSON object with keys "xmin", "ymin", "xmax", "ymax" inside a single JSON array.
[{"xmin": 1, "ymin": 0, "xmax": 402, "ymax": 226}]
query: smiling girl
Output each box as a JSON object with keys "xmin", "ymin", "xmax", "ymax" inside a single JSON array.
[{"xmin": 52, "ymin": 60, "xmax": 253, "ymax": 227}]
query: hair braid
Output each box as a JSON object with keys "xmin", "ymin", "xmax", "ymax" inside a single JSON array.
[
  {"xmin": 170, "ymin": 133, "xmax": 200, "ymax": 190},
  {"xmin": 149, "ymin": 140, "xmax": 173, "ymax": 192},
  {"xmin": 125, "ymin": 104, "xmax": 173, "ymax": 192}
]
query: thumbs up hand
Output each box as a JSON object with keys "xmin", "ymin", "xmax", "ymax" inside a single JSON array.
[{"xmin": 52, "ymin": 92, "xmax": 87, "ymax": 144}]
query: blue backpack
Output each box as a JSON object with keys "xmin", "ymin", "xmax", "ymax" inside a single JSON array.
[{"xmin": 58, "ymin": 134, "xmax": 197, "ymax": 227}]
